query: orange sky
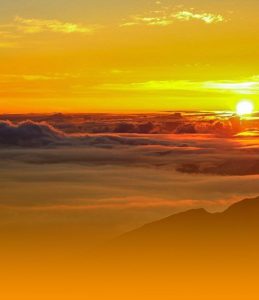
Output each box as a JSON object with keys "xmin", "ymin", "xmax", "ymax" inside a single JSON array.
[{"xmin": 1, "ymin": 0, "xmax": 259, "ymax": 113}]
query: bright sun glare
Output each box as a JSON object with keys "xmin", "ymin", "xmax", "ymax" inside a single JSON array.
[{"xmin": 236, "ymin": 100, "xmax": 254, "ymax": 116}]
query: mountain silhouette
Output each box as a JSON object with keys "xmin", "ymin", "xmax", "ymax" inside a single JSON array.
[
  {"xmin": 109, "ymin": 196, "xmax": 259, "ymax": 263},
  {"xmin": 93, "ymin": 196, "xmax": 259, "ymax": 300}
]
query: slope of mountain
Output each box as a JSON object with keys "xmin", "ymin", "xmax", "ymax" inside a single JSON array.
[{"xmin": 109, "ymin": 196, "xmax": 259, "ymax": 262}]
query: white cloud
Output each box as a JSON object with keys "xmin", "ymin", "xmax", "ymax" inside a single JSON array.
[
  {"xmin": 174, "ymin": 11, "xmax": 224, "ymax": 24},
  {"xmin": 121, "ymin": 6, "xmax": 225, "ymax": 27}
]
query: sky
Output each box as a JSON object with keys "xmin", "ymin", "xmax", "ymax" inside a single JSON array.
[{"xmin": 1, "ymin": 0, "xmax": 259, "ymax": 112}]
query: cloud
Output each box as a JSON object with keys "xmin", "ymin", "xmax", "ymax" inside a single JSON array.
[
  {"xmin": 0, "ymin": 17, "xmax": 97, "ymax": 40},
  {"xmin": 0, "ymin": 117, "xmax": 238, "ymax": 149},
  {"xmin": 1, "ymin": 118, "xmax": 259, "ymax": 239},
  {"xmin": 121, "ymin": 16, "xmax": 173, "ymax": 27},
  {"xmin": 96, "ymin": 78, "xmax": 259, "ymax": 96},
  {"xmin": 114, "ymin": 122, "xmax": 155, "ymax": 134},
  {"xmin": 173, "ymin": 11, "xmax": 224, "ymax": 24},
  {"xmin": 0, "ymin": 73, "xmax": 80, "ymax": 82},
  {"xmin": 14, "ymin": 16, "xmax": 96, "ymax": 34},
  {"xmin": 121, "ymin": 7, "xmax": 225, "ymax": 27},
  {"xmin": 0, "ymin": 118, "xmax": 240, "ymax": 149},
  {"xmin": 2, "ymin": 118, "xmax": 259, "ymax": 179},
  {"xmin": 2, "ymin": 119, "xmax": 259, "ymax": 175},
  {"xmin": 0, "ymin": 119, "xmax": 194, "ymax": 148},
  {"xmin": 1, "ymin": 145, "xmax": 259, "ymax": 214},
  {"xmin": 177, "ymin": 159, "xmax": 259, "ymax": 176},
  {"xmin": 0, "ymin": 112, "xmax": 245, "ymax": 145},
  {"xmin": 2, "ymin": 155, "xmax": 259, "ymax": 244},
  {"xmin": 1, "ymin": 117, "xmax": 259, "ymax": 244},
  {"xmin": 175, "ymin": 123, "xmax": 196, "ymax": 134},
  {"xmin": 0, "ymin": 120, "xmax": 67, "ymax": 147},
  {"xmin": 0, "ymin": 17, "xmax": 99, "ymax": 48},
  {"xmin": 204, "ymin": 81, "xmax": 259, "ymax": 95}
]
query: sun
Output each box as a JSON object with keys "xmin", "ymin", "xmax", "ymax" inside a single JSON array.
[{"xmin": 236, "ymin": 100, "xmax": 254, "ymax": 116}]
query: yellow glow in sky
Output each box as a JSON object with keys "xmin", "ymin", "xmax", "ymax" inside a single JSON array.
[{"xmin": 0, "ymin": 1, "xmax": 259, "ymax": 113}]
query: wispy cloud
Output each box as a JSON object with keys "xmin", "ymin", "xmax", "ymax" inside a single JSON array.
[
  {"xmin": 96, "ymin": 78, "xmax": 259, "ymax": 95},
  {"xmin": 204, "ymin": 81, "xmax": 259, "ymax": 94},
  {"xmin": 174, "ymin": 11, "xmax": 224, "ymax": 24},
  {"xmin": 121, "ymin": 5, "xmax": 225, "ymax": 27},
  {"xmin": 0, "ymin": 16, "xmax": 98, "ymax": 41},
  {"xmin": 0, "ymin": 73, "xmax": 80, "ymax": 82},
  {"xmin": 121, "ymin": 16, "xmax": 173, "ymax": 27},
  {"xmin": 14, "ymin": 16, "xmax": 96, "ymax": 34},
  {"xmin": 0, "ymin": 16, "xmax": 98, "ymax": 48}
]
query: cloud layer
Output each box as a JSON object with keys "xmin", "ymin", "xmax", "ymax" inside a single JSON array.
[
  {"xmin": 1, "ymin": 117, "xmax": 259, "ymax": 178},
  {"xmin": 0, "ymin": 120, "xmax": 66, "ymax": 147},
  {"xmin": 0, "ymin": 114, "xmax": 259, "ymax": 241}
]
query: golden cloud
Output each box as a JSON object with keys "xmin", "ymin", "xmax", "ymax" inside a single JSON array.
[
  {"xmin": 0, "ymin": 73, "xmax": 80, "ymax": 82},
  {"xmin": 121, "ymin": 16, "xmax": 173, "ymax": 27},
  {"xmin": 121, "ymin": 7, "xmax": 225, "ymax": 27},
  {"xmin": 14, "ymin": 16, "xmax": 96, "ymax": 34},
  {"xmin": 96, "ymin": 79, "xmax": 259, "ymax": 95},
  {"xmin": 174, "ymin": 11, "xmax": 224, "ymax": 24}
]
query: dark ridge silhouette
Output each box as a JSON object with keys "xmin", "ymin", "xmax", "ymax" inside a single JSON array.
[{"xmin": 108, "ymin": 196, "xmax": 259, "ymax": 263}]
